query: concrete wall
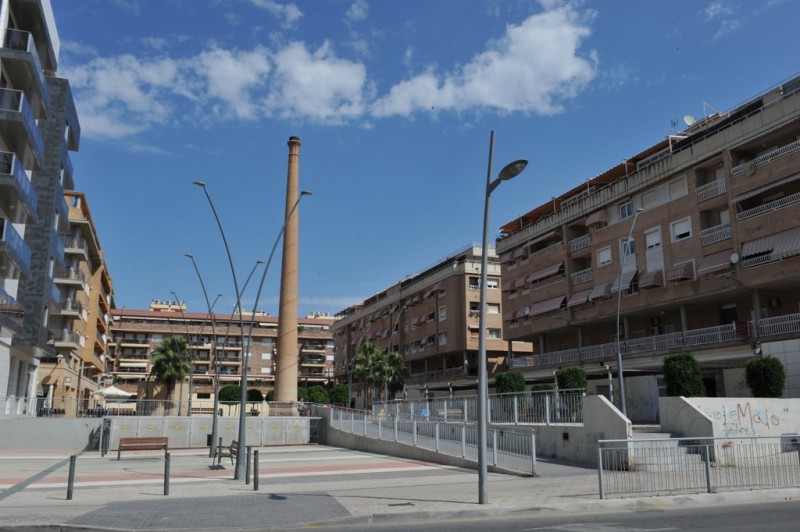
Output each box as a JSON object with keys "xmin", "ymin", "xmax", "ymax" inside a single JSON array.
[
  {"xmin": 661, "ymin": 397, "xmax": 800, "ymax": 438},
  {"xmin": 764, "ymin": 338, "xmax": 800, "ymax": 398},
  {"xmin": 625, "ymin": 375, "xmax": 660, "ymax": 423},
  {"xmin": 0, "ymin": 418, "xmax": 102, "ymax": 451}
]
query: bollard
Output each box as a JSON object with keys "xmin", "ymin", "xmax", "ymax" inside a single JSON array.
[
  {"xmin": 253, "ymin": 450, "xmax": 259, "ymax": 491},
  {"xmin": 164, "ymin": 453, "xmax": 170, "ymax": 496},
  {"xmin": 66, "ymin": 455, "xmax": 76, "ymax": 500},
  {"xmin": 246, "ymin": 447, "xmax": 251, "ymax": 485}
]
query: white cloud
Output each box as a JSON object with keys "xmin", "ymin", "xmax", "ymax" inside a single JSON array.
[
  {"xmin": 702, "ymin": 1, "xmax": 741, "ymax": 40},
  {"xmin": 713, "ymin": 18, "xmax": 742, "ymax": 39},
  {"xmin": 371, "ymin": 1, "xmax": 597, "ymax": 117},
  {"xmin": 266, "ymin": 41, "xmax": 368, "ymax": 122},
  {"xmin": 346, "ymin": 0, "xmax": 369, "ymax": 23},
  {"xmin": 194, "ymin": 47, "xmax": 271, "ymax": 119},
  {"xmin": 704, "ymin": 1, "xmax": 734, "ymax": 20},
  {"xmin": 141, "ymin": 37, "xmax": 168, "ymax": 51},
  {"xmin": 245, "ymin": 0, "xmax": 303, "ymax": 28}
]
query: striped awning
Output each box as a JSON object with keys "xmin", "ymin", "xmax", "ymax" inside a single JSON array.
[
  {"xmin": 530, "ymin": 295, "xmax": 566, "ymax": 316},
  {"xmin": 735, "ymin": 171, "xmax": 800, "ymax": 202},
  {"xmin": 585, "ymin": 210, "xmax": 607, "ymax": 227},
  {"xmin": 502, "ymin": 277, "xmax": 523, "ymax": 292},
  {"xmin": 589, "ymin": 283, "xmax": 611, "ymax": 301},
  {"xmin": 667, "ymin": 262, "xmax": 694, "ymax": 282},
  {"xmin": 610, "ymin": 270, "xmax": 638, "ymax": 293},
  {"xmin": 526, "ymin": 230, "xmax": 561, "ymax": 248},
  {"xmin": 742, "ymin": 235, "xmax": 775, "ymax": 258},
  {"xmin": 697, "ymin": 249, "xmax": 734, "ymax": 275},
  {"xmin": 639, "ymin": 270, "xmax": 663, "ymax": 289},
  {"xmin": 526, "ymin": 262, "xmax": 564, "ymax": 283},
  {"xmin": 771, "ymin": 226, "xmax": 800, "ymax": 260},
  {"xmin": 567, "ymin": 288, "xmax": 592, "ymax": 307}
]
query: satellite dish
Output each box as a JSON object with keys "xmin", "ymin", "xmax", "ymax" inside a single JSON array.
[
  {"xmin": 730, "ymin": 253, "xmax": 740, "ymax": 264},
  {"xmin": 683, "ymin": 115, "xmax": 697, "ymax": 126}
]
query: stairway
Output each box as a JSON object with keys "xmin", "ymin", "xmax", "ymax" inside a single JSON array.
[{"xmin": 630, "ymin": 425, "xmax": 704, "ymax": 472}]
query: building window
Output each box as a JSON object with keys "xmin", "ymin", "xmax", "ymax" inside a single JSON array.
[
  {"xmin": 645, "ymin": 228, "xmax": 661, "ymax": 249},
  {"xmin": 488, "ymin": 303, "xmax": 500, "ymax": 314},
  {"xmin": 598, "ymin": 246, "xmax": 612, "ymax": 267},
  {"xmin": 438, "ymin": 305, "xmax": 447, "ymax": 321},
  {"xmin": 151, "ymin": 334, "xmax": 162, "ymax": 343},
  {"xmin": 261, "ymin": 338, "xmax": 273, "ymax": 346},
  {"xmin": 619, "ymin": 200, "xmax": 633, "ymax": 220},
  {"xmin": 486, "ymin": 279, "xmax": 499, "ymax": 290},
  {"xmin": 487, "ymin": 328, "xmax": 501, "ymax": 339},
  {"xmin": 620, "ymin": 237, "xmax": 636, "ymax": 257},
  {"xmin": 468, "ymin": 277, "xmax": 479, "ymax": 290},
  {"xmin": 642, "ymin": 190, "xmax": 659, "ymax": 210},
  {"xmin": 670, "ymin": 217, "xmax": 692, "ymax": 242},
  {"xmin": 261, "ymin": 353, "xmax": 272, "ymax": 360},
  {"xmin": 438, "ymin": 332, "xmax": 447, "ymax": 345},
  {"xmin": 668, "ymin": 175, "xmax": 688, "ymax": 199}
]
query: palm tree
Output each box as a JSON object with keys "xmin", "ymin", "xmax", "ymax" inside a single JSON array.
[
  {"xmin": 351, "ymin": 342, "xmax": 381, "ymax": 408},
  {"xmin": 351, "ymin": 343, "xmax": 408, "ymax": 406},
  {"xmin": 150, "ymin": 335, "xmax": 191, "ymax": 403}
]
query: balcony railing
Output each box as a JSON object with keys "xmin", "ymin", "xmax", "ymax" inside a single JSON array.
[
  {"xmin": 0, "ymin": 218, "xmax": 32, "ymax": 274},
  {"xmin": 737, "ymin": 191, "xmax": 800, "ymax": 221},
  {"xmin": 700, "ymin": 223, "xmax": 732, "ymax": 246},
  {"xmin": 696, "ymin": 178, "xmax": 726, "ymax": 203},
  {"xmin": 62, "ymin": 236, "xmax": 88, "ymax": 255},
  {"xmin": 569, "ymin": 234, "xmax": 591, "ymax": 253},
  {"xmin": 731, "ymin": 139, "xmax": 800, "ymax": 176},
  {"xmin": 750, "ymin": 313, "xmax": 800, "ymax": 337},
  {"xmin": 58, "ymin": 297, "xmax": 84, "ymax": 314},
  {"xmin": 511, "ymin": 322, "xmax": 749, "ymax": 370},
  {"xmin": 2, "ymin": 29, "xmax": 50, "ymax": 109},
  {"xmin": 0, "ymin": 88, "xmax": 44, "ymax": 163},
  {"xmin": 406, "ymin": 366, "xmax": 467, "ymax": 384},
  {"xmin": 53, "ymin": 266, "xmax": 87, "ymax": 286},
  {"xmin": 529, "ymin": 241, "xmax": 563, "ymax": 261},
  {"xmin": 0, "ymin": 151, "xmax": 38, "ymax": 216},
  {"xmin": 570, "ymin": 267, "xmax": 593, "ymax": 286}
]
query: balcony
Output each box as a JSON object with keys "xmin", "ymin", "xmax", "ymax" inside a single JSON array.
[
  {"xmin": 0, "ymin": 151, "xmax": 38, "ymax": 222},
  {"xmin": 0, "ymin": 29, "xmax": 49, "ymax": 116},
  {"xmin": 731, "ymin": 139, "xmax": 800, "ymax": 176},
  {"xmin": 0, "ymin": 88, "xmax": 44, "ymax": 169},
  {"xmin": 529, "ymin": 241, "xmax": 563, "ymax": 261},
  {"xmin": 56, "ymin": 297, "xmax": 84, "ymax": 316},
  {"xmin": 405, "ymin": 366, "xmax": 467, "ymax": 384},
  {"xmin": 569, "ymin": 234, "xmax": 591, "ymax": 253},
  {"xmin": 54, "ymin": 180, "xmax": 68, "ymax": 226},
  {"xmin": 62, "ymin": 235, "xmax": 89, "ymax": 258},
  {"xmin": 53, "ymin": 266, "xmax": 87, "ymax": 287},
  {"xmin": 696, "ymin": 178, "xmax": 727, "ymax": 203},
  {"xmin": 0, "ymin": 286, "xmax": 24, "ymax": 333},
  {"xmin": 510, "ymin": 321, "xmax": 750, "ymax": 370},
  {"xmin": 120, "ymin": 337, "xmax": 149, "ymax": 346},
  {"xmin": 737, "ymin": 191, "xmax": 800, "ymax": 221},
  {"xmin": 52, "ymin": 330, "xmax": 83, "ymax": 349},
  {"xmin": 570, "ymin": 267, "xmax": 593, "ymax": 286},
  {"xmin": 0, "ymin": 218, "xmax": 32, "ymax": 276},
  {"xmin": 700, "ymin": 223, "xmax": 732, "ymax": 246}
]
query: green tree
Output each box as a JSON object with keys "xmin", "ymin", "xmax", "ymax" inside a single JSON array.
[
  {"xmin": 329, "ymin": 383, "xmax": 350, "ymax": 405},
  {"xmin": 556, "ymin": 367, "xmax": 587, "ymax": 390},
  {"xmin": 351, "ymin": 342, "xmax": 382, "ymax": 406},
  {"xmin": 307, "ymin": 385, "xmax": 329, "ymax": 404},
  {"xmin": 495, "ymin": 371, "xmax": 526, "ymax": 394},
  {"xmin": 746, "ymin": 356, "xmax": 786, "ymax": 397},
  {"xmin": 530, "ymin": 383, "xmax": 556, "ymax": 392},
  {"xmin": 247, "ymin": 388, "xmax": 264, "ymax": 402},
  {"xmin": 297, "ymin": 387, "xmax": 309, "ymax": 402},
  {"xmin": 265, "ymin": 390, "xmax": 274, "ymax": 402},
  {"xmin": 373, "ymin": 351, "xmax": 408, "ymax": 401},
  {"xmin": 663, "ymin": 352, "xmax": 705, "ymax": 397},
  {"xmin": 149, "ymin": 335, "xmax": 190, "ymax": 400},
  {"xmin": 219, "ymin": 384, "xmax": 241, "ymax": 402}
]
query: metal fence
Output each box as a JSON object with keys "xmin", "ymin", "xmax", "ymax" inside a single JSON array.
[
  {"xmin": 372, "ymin": 389, "xmax": 584, "ymax": 425},
  {"xmin": 598, "ymin": 436, "xmax": 800, "ymax": 499},
  {"xmin": 330, "ymin": 407, "xmax": 536, "ymax": 475},
  {"xmin": 31, "ymin": 398, "xmax": 312, "ymax": 418}
]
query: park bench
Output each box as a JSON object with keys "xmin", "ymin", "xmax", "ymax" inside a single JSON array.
[
  {"xmin": 435, "ymin": 408, "xmax": 463, "ymax": 420},
  {"xmin": 117, "ymin": 436, "xmax": 168, "ymax": 460},
  {"xmin": 215, "ymin": 438, "xmax": 238, "ymax": 468},
  {"xmin": 191, "ymin": 407, "xmax": 216, "ymax": 415}
]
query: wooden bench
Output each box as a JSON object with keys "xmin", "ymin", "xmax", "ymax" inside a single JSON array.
[
  {"xmin": 117, "ymin": 437, "xmax": 168, "ymax": 460},
  {"xmin": 191, "ymin": 407, "xmax": 216, "ymax": 415},
  {"xmin": 215, "ymin": 438, "xmax": 238, "ymax": 468},
  {"xmin": 435, "ymin": 409, "xmax": 464, "ymax": 420}
]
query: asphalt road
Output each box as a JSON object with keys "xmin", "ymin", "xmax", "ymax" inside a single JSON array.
[{"xmin": 321, "ymin": 499, "xmax": 800, "ymax": 531}]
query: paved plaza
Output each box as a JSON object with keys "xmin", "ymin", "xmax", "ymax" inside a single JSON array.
[{"xmin": 1, "ymin": 445, "xmax": 799, "ymax": 530}]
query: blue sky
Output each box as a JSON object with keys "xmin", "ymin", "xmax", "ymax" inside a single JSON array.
[{"xmin": 52, "ymin": 0, "xmax": 797, "ymax": 318}]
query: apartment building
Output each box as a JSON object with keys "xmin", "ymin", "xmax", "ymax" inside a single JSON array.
[
  {"xmin": 497, "ymin": 75, "xmax": 800, "ymax": 422},
  {"xmin": 109, "ymin": 303, "xmax": 335, "ymax": 410},
  {"xmin": 332, "ymin": 245, "xmax": 532, "ymax": 407}
]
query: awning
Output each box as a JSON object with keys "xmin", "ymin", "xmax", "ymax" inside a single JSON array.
[
  {"xmin": 500, "ymin": 252, "xmax": 513, "ymax": 263},
  {"xmin": 667, "ymin": 262, "xmax": 694, "ymax": 281},
  {"xmin": 697, "ymin": 249, "xmax": 734, "ymax": 274},
  {"xmin": 118, "ymin": 362, "xmax": 147, "ymax": 368},
  {"xmin": 513, "ymin": 247, "xmax": 527, "ymax": 258},
  {"xmin": 639, "ymin": 270, "xmax": 663, "ymax": 289},
  {"xmin": 530, "ymin": 295, "xmax": 566, "ymax": 316},
  {"xmin": 610, "ymin": 270, "xmax": 638, "ymax": 293},
  {"xmin": 771, "ymin": 226, "xmax": 800, "ymax": 260},
  {"xmin": 526, "ymin": 262, "xmax": 564, "ymax": 283},
  {"xmin": 585, "ymin": 210, "xmax": 607, "ymax": 227},
  {"xmin": 742, "ymin": 235, "xmax": 775, "ymax": 258},
  {"xmin": 735, "ymin": 171, "xmax": 800, "ymax": 202},
  {"xmin": 567, "ymin": 288, "xmax": 592, "ymax": 307},
  {"xmin": 589, "ymin": 283, "xmax": 611, "ymax": 301},
  {"xmin": 526, "ymin": 230, "xmax": 561, "ymax": 248},
  {"xmin": 502, "ymin": 277, "xmax": 523, "ymax": 292}
]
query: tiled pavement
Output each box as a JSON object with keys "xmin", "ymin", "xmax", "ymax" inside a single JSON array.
[{"xmin": 1, "ymin": 446, "xmax": 798, "ymax": 531}]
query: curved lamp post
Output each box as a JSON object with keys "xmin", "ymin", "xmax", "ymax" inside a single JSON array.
[
  {"xmin": 615, "ymin": 207, "xmax": 644, "ymax": 418},
  {"xmin": 193, "ymin": 181, "xmax": 249, "ymax": 480},
  {"xmin": 219, "ymin": 260, "xmax": 265, "ymax": 386},
  {"xmin": 185, "ymin": 253, "xmax": 222, "ymax": 457},
  {"xmin": 478, "ymin": 131, "xmax": 527, "ymax": 504}
]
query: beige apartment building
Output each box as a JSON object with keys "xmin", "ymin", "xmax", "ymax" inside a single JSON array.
[
  {"xmin": 36, "ymin": 191, "xmax": 115, "ymax": 416},
  {"xmin": 497, "ymin": 75, "xmax": 800, "ymax": 422},
  {"xmin": 109, "ymin": 302, "xmax": 334, "ymax": 410},
  {"xmin": 332, "ymin": 245, "xmax": 532, "ymax": 406}
]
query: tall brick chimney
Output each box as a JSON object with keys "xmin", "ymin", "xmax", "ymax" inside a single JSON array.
[{"xmin": 275, "ymin": 136, "xmax": 301, "ymax": 402}]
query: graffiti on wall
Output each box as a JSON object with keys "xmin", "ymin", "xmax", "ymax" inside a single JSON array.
[{"xmin": 709, "ymin": 402, "xmax": 788, "ymax": 437}]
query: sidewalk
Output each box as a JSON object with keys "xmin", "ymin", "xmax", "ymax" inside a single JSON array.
[{"xmin": 1, "ymin": 445, "xmax": 798, "ymax": 530}]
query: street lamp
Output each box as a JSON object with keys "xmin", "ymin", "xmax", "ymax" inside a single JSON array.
[
  {"xmin": 615, "ymin": 207, "xmax": 644, "ymax": 418},
  {"xmin": 185, "ymin": 252, "xmax": 222, "ymax": 458},
  {"xmin": 478, "ymin": 130, "xmax": 527, "ymax": 504},
  {"xmin": 193, "ymin": 181, "xmax": 249, "ymax": 480}
]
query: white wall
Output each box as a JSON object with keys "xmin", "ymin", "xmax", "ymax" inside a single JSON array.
[{"xmin": 662, "ymin": 397, "xmax": 800, "ymax": 438}]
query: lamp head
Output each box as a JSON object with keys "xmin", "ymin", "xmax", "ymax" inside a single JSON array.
[
  {"xmin": 498, "ymin": 159, "xmax": 528, "ymax": 181},
  {"xmin": 185, "ymin": 253, "xmax": 194, "ymax": 259},
  {"xmin": 636, "ymin": 208, "xmax": 644, "ymax": 213},
  {"xmin": 193, "ymin": 181, "xmax": 206, "ymax": 187},
  {"xmin": 301, "ymin": 190, "xmax": 313, "ymax": 196}
]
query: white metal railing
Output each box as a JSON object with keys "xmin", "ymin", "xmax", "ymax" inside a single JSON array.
[
  {"xmin": 696, "ymin": 178, "xmax": 727, "ymax": 202},
  {"xmin": 528, "ymin": 241, "xmax": 563, "ymax": 261},
  {"xmin": 570, "ymin": 267, "xmax": 593, "ymax": 285},
  {"xmin": 737, "ymin": 191, "xmax": 800, "ymax": 221},
  {"xmin": 731, "ymin": 139, "xmax": 800, "ymax": 176},
  {"xmin": 329, "ymin": 406, "xmax": 536, "ymax": 475},
  {"xmin": 700, "ymin": 223, "xmax": 732, "ymax": 246},
  {"xmin": 569, "ymin": 234, "xmax": 591, "ymax": 252},
  {"xmin": 598, "ymin": 436, "xmax": 800, "ymax": 499},
  {"xmin": 750, "ymin": 312, "xmax": 800, "ymax": 337}
]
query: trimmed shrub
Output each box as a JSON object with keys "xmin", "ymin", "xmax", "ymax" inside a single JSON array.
[
  {"xmin": 495, "ymin": 371, "xmax": 526, "ymax": 394},
  {"xmin": 530, "ymin": 383, "xmax": 556, "ymax": 392},
  {"xmin": 746, "ymin": 356, "xmax": 786, "ymax": 397},
  {"xmin": 247, "ymin": 388, "xmax": 264, "ymax": 402},
  {"xmin": 556, "ymin": 367, "xmax": 587, "ymax": 390},
  {"xmin": 265, "ymin": 390, "xmax": 274, "ymax": 402},
  {"xmin": 329, "ymin": 383, "xmax": 350, "ymax": 405},
  {"xmin": 218, "ymin": 384, "xmax": 240, "ymax": 402},
  {"xmin": 663, "ymin": 352, "xmax": 705, "ymax": 396},
  {"xmin": 307, "ymin": 385, "xmax": 329, "ymax": 404}
]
